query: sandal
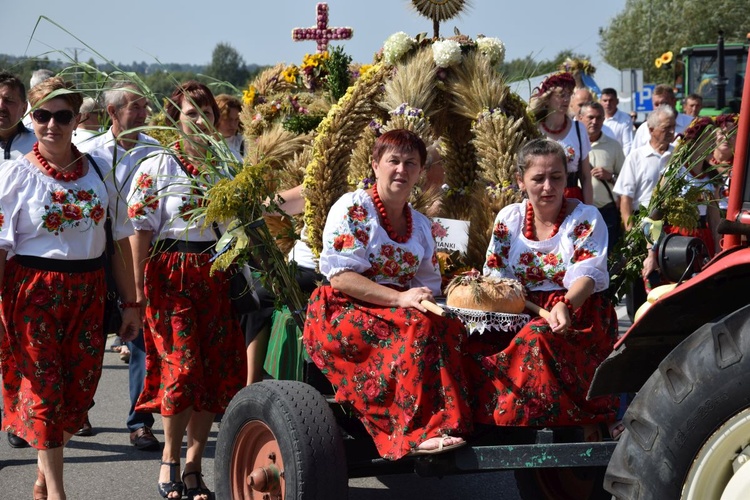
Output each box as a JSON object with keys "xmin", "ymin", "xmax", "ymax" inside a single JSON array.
[
  {"xmin": 182, "ymin": 470, "xmax": 215, "ymax": 500},
  {"xmin": 158, "ymin": 461, "xmax": 184, "ymax": 499},
  {"xmin": 33, "ymin": 468, "xmax": 47, "ymax": 500},
  {"xmin": 407, "ymin": 435, "xmax": 466, "ymax": 456}
]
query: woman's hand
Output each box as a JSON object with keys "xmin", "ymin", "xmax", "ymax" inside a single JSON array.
[
  {"xmin": 642, "ymin": 250, "xmax": 659, "ymax": 279},
  {"xmin": 547, "ymin": 301, "xmax": 572, "ymax": 334},
  {"xmin": 118, "ymin": 307, "xmax": 142, "ymax": 343},
  {"xmin": 399, "ymin": 286, "xmax": 434, "ymax": 313}
]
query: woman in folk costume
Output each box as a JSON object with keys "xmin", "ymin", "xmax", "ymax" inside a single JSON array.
[{"xmin": 303, "ymin": 129, "xmax": 473, "ymax": 460}]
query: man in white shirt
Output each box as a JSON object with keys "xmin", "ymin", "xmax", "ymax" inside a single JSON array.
[
  {"xmin": 81, "ymin": 82, "xmax": 162, "ymax": 451},
  {"xmin": 614, "ymin": 104, "xmax": 675, "ymax": 320},
  {"xmin": 632, "ymin": 85, "xmax": 692, "ymax": 150},
  {"xmin": 0, "ymin": 71, "xmax": 35, "ymax": 162},
  {"xmin": 580, "ymin": 101, "xmax": 625, "ymax": 252},
  {"xmin": 614, "ymin": 104, "xmax": 675, "ymax": 231},
  {"xmin": 600, "ymin": 88, "xmax": 634, "ymax": 156}
]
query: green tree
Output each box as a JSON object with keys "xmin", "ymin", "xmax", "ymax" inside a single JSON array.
[
  {"xmin": 599, "ymin": 0, "xmax": 750, "ymax": 83},
  {"xmin": 499, "ymin": 50, "xmax": 590, "ymax": 83},
  {"xmin": 205, "ymin": 42, "xmax": 250, "ymax": 90}
]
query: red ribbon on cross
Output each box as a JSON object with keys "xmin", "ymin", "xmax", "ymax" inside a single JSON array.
[{"xmin": 291, "ymin": 3, "xmax": 353, "ymax": 53}]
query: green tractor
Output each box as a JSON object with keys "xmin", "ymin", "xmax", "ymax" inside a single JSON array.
[{"xmin": 678, "ymin": 31, "xmax": 749, "ymax": 115}]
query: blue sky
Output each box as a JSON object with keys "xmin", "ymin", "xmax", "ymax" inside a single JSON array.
[{"xmin": 6, "ymin": 1, "xmax": 626, "ymax": 68}]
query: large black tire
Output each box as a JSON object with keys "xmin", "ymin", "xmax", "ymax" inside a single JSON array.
[
  {"xmin": 215, "ymin": 380, "xmax": 348, "ymax": 500},
  {"xmin": 515, "ymin": 467, "xmax": 609, "ymax": 500},
  {"xmin": 605, "ymin": 305, "xmax": 750, "ymax": 499}
]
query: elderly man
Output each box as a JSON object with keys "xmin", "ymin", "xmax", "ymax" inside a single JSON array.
[
  {"xmin": 569, "ymin": 87, "xmax": 594, "ymax": 119},
  {"xmin": 80, "ymin": 82, "xmax": 162, "ymax": 451},
  {"xmin": 632, "ymin": 85, "xmax": 691, "ymax": 149},
  {"xmin": 0, "ymin": 71, "xmax": 35, "ymax": 162},
  {"xmin": 580, "ymin": 101, "xmax": 625, "ymax": 252},
  {"xmin": 614, "ymin": 104, "xmax": 676, "ymax": 319},
  {"xmin": 600, "ymin": 87, "xmax": 634, "ymax": 156},
  {"xmin": 683, "ymin": 93, "xmax": 703, "ymax": 117}
]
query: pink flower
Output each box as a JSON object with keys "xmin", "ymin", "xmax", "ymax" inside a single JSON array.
[
  {"xmin": 364, "ymin": 378, "xmax": 380, "ymax": 399},
  {"xmin": 373, "ymin": 321, "xmax": 391, "ymax": 340}
]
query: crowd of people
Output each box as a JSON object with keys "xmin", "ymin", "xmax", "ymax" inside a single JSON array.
[{"xmin": 0, "ymin": 63, "xmax": 739, "ymax": 499}]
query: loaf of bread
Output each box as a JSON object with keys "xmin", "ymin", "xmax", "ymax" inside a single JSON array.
[{"xmin": 445, "ymin": 272, "xmax": 526, "ymax": 313}]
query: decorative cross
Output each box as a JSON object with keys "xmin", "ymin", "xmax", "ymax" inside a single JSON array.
[{"xmin": 291, "ymin": 3, "xmax": 353, "ymax": 53}]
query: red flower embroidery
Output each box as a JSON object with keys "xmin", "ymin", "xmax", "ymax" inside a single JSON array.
[
  {"xmin": 486, "ymin": 253, "xmax": 500, "ymax": 269},
  {"xmin": 51, "ymin": 190, "xmax": 68, "ymax": 204},
  {"xmin": 402, "ymin": 252, "xmax": 416, "ymax": 266},
  {"xmin": 526, "ymin": 266, "xmax": 545, "ymax": 282},
  {"xmin": 354, "ymin": 228, "xmax": 369, "ymax": 245},
  {"xmin": 76, "ymin": 190, "xmax": 93, "ymax": 201},
  {"xmin": 552, "ymin": 271, "xmax": 566, "ymax": 286},
  {"xmin": 144, "ymin": 195, "xmax": 159, "ymax": 210},
  {"xmin": 543, "ymin": 253, "xmax": 559, "ymax": 266},
  {"xmin": 348, "ymin": 204, "xmax": 367, "ymax": 222},
  {"xmin": 0, "ymin": 212, "xmax": 4, "ymax": 230},
  {"xmin": 368, "ymin": 261, "xmax": 381, "ymax": 276},
  {"xmin": 136, "ymin": 173, "xmax": 153, "ymax": 189},
  {"xmin": 333, "ymin": 233, "xmax": 355, "ymax": 251},
  {"xmin": 519, "ymin": 252, "xmax": 534, "ymax": 266},
  {"xmin": 90, "ymin": 205, "xmax": 105, "ymax": 223},
  {"xmin": 573, "ymin": 248, "xmax": 594, "ymax": 262},
  {"xmin": 44, "ymin": 212, "xmax": 62, "ymax": 231},
  {"xmin": 62, "ymin": 204, "xmax": 83, "ymax": 221},
  {"xmin": 493, "ymin": 222, "xmax": 509, "ymax": 239},
  {"xmin": 380, "ymin": 244, "xmax": 395, "ymax": 258},
  {"xmin": 382, "ymin": 260, "xmax": 400, "ymax": 277},
  {"xmin": 128, "ymin": 203, "xmax": 145, "ymax": 219},
  {"xmin": 574, "ymin": 222, "xmax": 592, "ymax": 239}
]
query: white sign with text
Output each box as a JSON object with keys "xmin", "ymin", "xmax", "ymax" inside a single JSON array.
[{"xmin": 431, "ymin": 218, "xmax": 470, "ymax": 254}]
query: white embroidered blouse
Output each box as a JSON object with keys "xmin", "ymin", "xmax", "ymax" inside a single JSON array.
[
  {"xmin": 320, "ymin": 189, "xmax": 442, "ymax": 295},
  {"xmin": 484, "ymin": 200, "xmax": 609, "ymax": 292},
  {"xmin": 0, "ymin": 156, "xmax": 109, "ymax": 259}
]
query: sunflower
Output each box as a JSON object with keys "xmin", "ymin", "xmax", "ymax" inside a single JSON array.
[
  {"xmin": 410, "ymin": 0, "xmax": 469, "ymax": 22},
  {"xmin": 282, "ymin": 65, "xmax": 299, "ymax": 84},
  {"xmin": 661, "ymin": 51, "xmax": 674, "ymax": 65},
  {"xmin": 655, "ymin": 58, "xmax": 663, "ymax": 69}
]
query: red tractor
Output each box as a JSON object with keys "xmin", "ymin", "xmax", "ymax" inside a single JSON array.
[{"xmin": 213, "ymin": 50, "xmax": 750, "ymax": 500}]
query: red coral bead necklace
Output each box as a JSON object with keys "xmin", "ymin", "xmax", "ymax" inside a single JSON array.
[
  {"xmin": 372, "ymin": 183, "xmax": 412, "ymax": 243},
  {"xmin": 34, "ymin": 142, "xmax": 84, "ymax": 182},
  {"xmin": 540, "ymin": 115, "xmax": 568, "ymax": 135},
  {"xmin": 525, "ymin": 198, "xmax": 567, "ymax": 240},
  {"xmin": 175, "ymin": 141, "xmax": 202, "ymax": 177}
]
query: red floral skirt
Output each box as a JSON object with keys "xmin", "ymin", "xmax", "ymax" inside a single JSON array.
[
  {"xmin": 465, "ymin": 290, "xmax": 619, "ymax": 427},
  {"xmin": 0, "ymin": 258, "xmax": 106, "ymax": 449},
  {"xmin": 136, "ymin": 251, "xmax": 246, "ymax": 415},
  {"xmin": 303, "ymin": 285, "xmax": 474, "ymax": 460}
]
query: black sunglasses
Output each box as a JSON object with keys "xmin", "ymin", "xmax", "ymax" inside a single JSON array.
[{"xmin": 31, "ymin": 109, "xmax": 76, "ymax": 125}]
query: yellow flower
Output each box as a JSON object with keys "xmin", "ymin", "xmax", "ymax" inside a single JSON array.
[
  {"xmin": 282, "ymin": 65, "xmax": 299, "ymax": 84},
  {"xmin": 661, "ymin": 51, "xmax": 673, "ymax": 65},
  {"xmin": 655, "ymin": 58, "xmax": 663, "ymax": 69},
  {"xmin": 302, "ymin": 52, "xmax": 328, "ymax": 69},
  {"xmin": 358, "ymin": 64, "xmax": 373, "ymax": 77},
  {"xmin": 242, "ymin": 85, "xmax": 256, "ymax": 106}
]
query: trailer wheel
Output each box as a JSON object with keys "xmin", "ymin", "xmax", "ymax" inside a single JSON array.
[
  {"xmin": 215, "ymin": 380, "xmax": 347, "ymax": 500},
  {"xmin": 514, "ymin": 467, "xmax": 609, "ymax": 499},
  {"xmin": 605, "ymin": 307, "xmax": 750, "ymax": 499}
]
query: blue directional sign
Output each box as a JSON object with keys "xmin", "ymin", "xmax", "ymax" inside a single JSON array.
[{"xmin": 634, "ymin": 84, "xmax": 655, "ymax": 112}]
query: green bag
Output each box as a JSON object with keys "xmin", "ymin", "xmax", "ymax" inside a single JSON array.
[{"xmin": 263, "ymin": 306, "xmax": 306, "ymax": 381}]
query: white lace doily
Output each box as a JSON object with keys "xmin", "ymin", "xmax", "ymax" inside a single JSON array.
[{"xmin": 445, "ymin": 306, "xmax": 530, "ymax": 335}]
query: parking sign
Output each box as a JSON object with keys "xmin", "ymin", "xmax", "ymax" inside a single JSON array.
[{"xmin": 634, "ymin": 84, "xmax": 655, "ymax": 112}]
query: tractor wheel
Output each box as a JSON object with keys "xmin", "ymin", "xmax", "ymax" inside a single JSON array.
[
  {"xmin": 605, "ymin": 306, "xmax": 750, "ymax": 499},
  {"xmin": 215, "ymin": 380, "xmax": 347, "ymax": 500}
]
